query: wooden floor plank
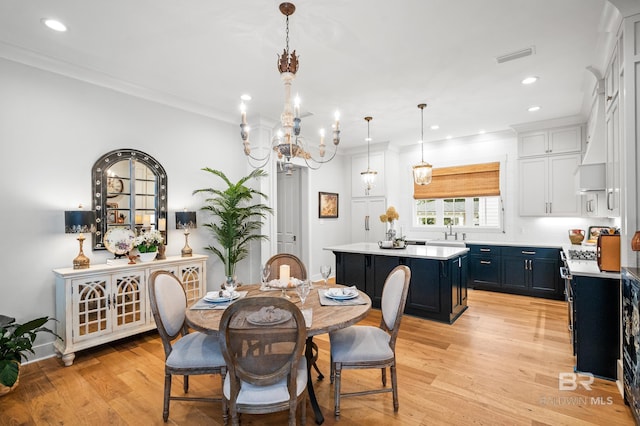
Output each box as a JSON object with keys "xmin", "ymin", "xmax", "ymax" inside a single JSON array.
[{"xmin": 0, "ymin": 289, "xmax": 635, "ymax": 425}]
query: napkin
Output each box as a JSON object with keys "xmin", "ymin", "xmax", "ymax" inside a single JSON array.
[{"xmin": 325, "ymin": 286, "xmax": 358, "ymax": 298}]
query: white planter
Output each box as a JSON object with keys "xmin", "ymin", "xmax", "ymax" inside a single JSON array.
[{"xmin": 137, "ymin": 251, "xmax": 157, "ymax": 262}]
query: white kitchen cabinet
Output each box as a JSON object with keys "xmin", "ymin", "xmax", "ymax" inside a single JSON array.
[
  {"xmin": 605, "ymin": 57, "xmax": 620, "ymax": 217},
  {"xmin": 519, "ymin": 154, "xmax": 581, "ymax": 216},
  {"xmin": 582, "ymin": 192, "xmax": 608, "ymax": 217},
  {"xmin": 351, "ymin": 197, "xmax": 386, "ymax": 243},
  {"xmin": 351, "ymin": 152, "xmax": 385, "ymax": 197},
  {"xmin": 518, "ymin": 125, "xmax": 582, "ymax": 157},
  {"xmin": 53, "ymin": 254, "xmax": 207, "ymax": 366}
]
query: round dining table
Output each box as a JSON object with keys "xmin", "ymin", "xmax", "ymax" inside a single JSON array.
[{"xmin": 185, "ymin": 283, "xmax": 372, "ymax": 424}]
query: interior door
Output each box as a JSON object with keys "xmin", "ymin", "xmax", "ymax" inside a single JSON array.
[{"xmin": 277, "ymin": 167, "xmax": 302, "ymax": 257}]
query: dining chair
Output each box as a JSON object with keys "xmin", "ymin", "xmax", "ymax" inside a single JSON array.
[
  {"xmin": 329, "ymin": 265, "xmax": 411, "ymax": 418},
  {"xmin": 219, "ymin": 296, "xmax": 308, "ymax": 426},
  {"xmin": 266, "ymin": 253, "xmax": 308, "ymax": 280},
  {"xmin": 148, "ymin": 271, "xmax": 226, "ymax": 423}
]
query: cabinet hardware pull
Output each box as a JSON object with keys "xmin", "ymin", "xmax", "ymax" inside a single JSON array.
[
  {"xmin": 528, "ymin": 259, "xmax": 533, "ymax": 269},
  {"xmin": 549, "ymin": 202, "xmax": 552, "ymax": 214},
  {"xmin": 522, "ymin": 251, "xmax": 536, "ymax": 255},
  {"xmin": 480, "ymin": 260, "xmax": 491, "ymax": 265},
  {"xmin": 480, "ymin": 248, "xmax": 491, "ymax": 252},
  {"xmin": 524, "ymin": 260, "xmax": 528, "ymax": 270}
]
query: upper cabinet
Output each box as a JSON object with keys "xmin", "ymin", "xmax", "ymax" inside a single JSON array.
[
  {"xmin": 517, "ymin": 123, "xmax": 582, "ymax": 217},
  {"xmin": 518, "ymin": 125, "xmax": 582, "ymax": 158}
]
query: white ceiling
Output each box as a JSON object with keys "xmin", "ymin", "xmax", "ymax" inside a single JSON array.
[{"xmin": 0, "ymin": 0, "xmax": 616, "ymax": 151}]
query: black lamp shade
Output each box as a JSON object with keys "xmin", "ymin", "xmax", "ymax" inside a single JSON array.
[
  {"xmin": 176, "ymin": 211, "xmax": 197, "ymax": 229},
  {"xmin": 65, "ymin": 211, "xmax": 96, "ymax": 234}
]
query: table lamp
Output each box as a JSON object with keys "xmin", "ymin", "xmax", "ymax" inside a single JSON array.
[
  {"xmin": 65, "ymin": 210, "xmax": 96, "ymax": 269},
  {"xmin": 176, "ymin": 211, "xmax": 196, "ymax": 257}
]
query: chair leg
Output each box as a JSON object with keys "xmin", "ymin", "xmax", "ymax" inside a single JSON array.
[
  {"xmin": 220, "ymin": 369, "xmax": 228, "ymax": 425},
  {"xmin": 334, "ymin": 363, "xmax": 342, "ymax": 418},
  {"xmin": 163, "ymin": 373, "xmax": 171, "ymax": 422},
  {"xmin": 183, "ymin": 374, "xmax": 189, "ymax": 393},
  {"xmin": 300, "ymin": 393, "xmax": 307, "ymax": 425},
  {"xmin": 381, "ymin": 367, "xmax": 387, "ymax": 387},
  {"xmin": 391, "ymin": 362, "xmax": 399, "ymax": 411},
  {"xmin": 330, "ymin": 355, "xmax": 334, "ymax": 384}
]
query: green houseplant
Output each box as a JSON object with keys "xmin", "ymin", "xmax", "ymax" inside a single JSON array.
[
  {"xmin": 0, "ymin": 316, "xmax": 61, "ymax": 392},
  {"xmin": 193, "ymin": 168, "xmax": 272, "ymax": 284}
]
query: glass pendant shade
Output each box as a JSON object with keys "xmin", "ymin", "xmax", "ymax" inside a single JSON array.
[
  {"xmin": 413, "ymin": 162, "xmax": 433, "ymax": 185},
  {"xmin": 361, "ymin": 116, "xmax": 377, "ymax": 193},
  {"xmin": 413, "ymin": 103, "xmax": 432, "ymax": 186}
]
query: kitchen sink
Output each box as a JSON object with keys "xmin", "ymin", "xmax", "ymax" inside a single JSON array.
[{"xmin": 426, "ymin": 239, "xmax": 466, "ymax": 248}]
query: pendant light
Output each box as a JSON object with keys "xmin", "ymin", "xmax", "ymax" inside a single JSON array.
[
  {"xmin": 413, "ymin": 103, "xmax": 433, "ymax": 185},
  {"xmin": 361, "ymin": 116, "xmax": 377, "ymax": 195}
]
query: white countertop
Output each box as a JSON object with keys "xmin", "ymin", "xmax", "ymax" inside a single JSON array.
[
  {"xmin": 406, "ymin": 239, "xmax": 564, "ymax": 248},
  {"xmin": 561, "ymin": 245, "xmax": 620, "ymax": 279},
  {"xmin": 324, "ymin": 242, "xmax": 469, "ymax": 260}
]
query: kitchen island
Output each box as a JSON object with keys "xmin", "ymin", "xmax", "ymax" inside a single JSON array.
[{"xmin": 325, "ymin": 243, "xmax": 469, "ymax": 324}]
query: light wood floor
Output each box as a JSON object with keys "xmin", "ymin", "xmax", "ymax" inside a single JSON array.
[{"xmin": 1, "ymin": 289, "xmax": 635, "ymax": 425}]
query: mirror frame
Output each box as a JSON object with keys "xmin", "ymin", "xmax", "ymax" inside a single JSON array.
[{"xmin": 91, "ymin": 149, "xmax": 168, "ymax": 250}]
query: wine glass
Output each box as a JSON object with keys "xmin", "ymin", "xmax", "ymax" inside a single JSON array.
[
  {"xmin": 320, "ymin": 265, "xmax": 331, "ymax": 288},
  {"xmin": 224, "ymin": 276, "xmax": 237, "ymax": 299},
  {"xmin": 261, "ymin": 264, "xmax": 271, "ymax": 286},
  {"xmin": 295, "ymin": 280, "xmax": 311, "ymax": 306}
]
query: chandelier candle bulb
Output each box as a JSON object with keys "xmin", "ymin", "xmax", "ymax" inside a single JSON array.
[
  {"xmin": 240, "ymin": 103, "xmax": 247, "ymax": 125},
  {"xmin": 280, "ymin": 264, "xmax": 290, "ymax": 284}
]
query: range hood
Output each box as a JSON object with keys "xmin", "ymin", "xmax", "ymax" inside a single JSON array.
[
  {"xmin": 575, "ymin": 163, "xmax": 605, "ymax": 192},
  {"xmin": 582, "ymin": 71, "xmax": 606, "ymax": 165}
]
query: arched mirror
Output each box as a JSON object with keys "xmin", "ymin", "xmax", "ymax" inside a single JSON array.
[{"xmin": 91, "ymin": 149, "xmax": 168, "ymax": 250}]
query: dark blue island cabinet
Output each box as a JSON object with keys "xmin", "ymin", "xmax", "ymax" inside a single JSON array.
[{"xmin": 333, "ymin": 251, "xmax": 468, "ymax": 324}]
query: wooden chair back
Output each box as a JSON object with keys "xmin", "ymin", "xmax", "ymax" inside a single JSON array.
[{"xmin": 266, "ymin": 253, "xmax": 308, "ymax": 281}]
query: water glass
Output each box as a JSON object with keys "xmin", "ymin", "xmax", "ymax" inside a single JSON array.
[
  {"xmin": 320, "ymin": 265, "xmax": 331, "ymax": 288},
  {"xmin": 296, "ymin": 280, "xmax": 311, "ymax": 306}
]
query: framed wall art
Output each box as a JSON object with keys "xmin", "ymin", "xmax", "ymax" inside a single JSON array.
[{"xmin": 319, "ymin": 192, "xmax": 339, "ymax": 218}]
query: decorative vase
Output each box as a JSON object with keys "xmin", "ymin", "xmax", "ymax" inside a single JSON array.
[
  {"xmin": 386, "ymin": 222, "xmax": 396, "ymax": 241},
  {"xmin": 137, "ymin": 251, "xmax": 157, "ymax": 262},
  {"xmin": 632, "ymin": 231, "xmax": 640, "ymax": 251}
]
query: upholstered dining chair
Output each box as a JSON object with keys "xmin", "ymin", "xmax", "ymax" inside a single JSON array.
[
  {"xmin": 329, "ymin": 265, "xmax": 411, "ymax": 418},
  {"xmin": 266, "ymin": 253, "xmax": 308, "ymax": 281},
  {"xmin": 148, "ymin": 271, "xmax": 226, "ymax": 422},
  {"xmin": 219, "ymin": 296, "xmax": 308, "ymax": 426}
]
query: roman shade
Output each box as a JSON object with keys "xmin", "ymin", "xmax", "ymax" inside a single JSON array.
[{"xmin": 413, "ymin": 162, "xmax": 500, "ymax": 199}]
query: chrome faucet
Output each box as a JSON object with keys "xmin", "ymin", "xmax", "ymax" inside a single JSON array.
[{"xmin": 445, "ymin": 224, "xmax": 457, "ymax": 240}]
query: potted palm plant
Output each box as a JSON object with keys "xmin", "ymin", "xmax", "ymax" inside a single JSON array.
[
  {"xmin": 0, "ymin": 316, "xmax": 61, "ymax": 395},
  {"xmin": 193, "ymin": 168, "xmax": 272, "ymax": 286}
]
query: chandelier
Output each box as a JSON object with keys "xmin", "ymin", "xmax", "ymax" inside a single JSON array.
[
  {"xmin": 240, "ymin": 2, "xmax": 340, "ymax": 175},
  {"xmin": 361, "ymin": 116, "xmax": 377, "ymax": 195},
  {"xmin": 413, "ymin": 103, "xmax": 433, "ymax": 185}
]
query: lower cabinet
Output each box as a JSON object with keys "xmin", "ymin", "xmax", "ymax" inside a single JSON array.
[
  {"xmin": 572, "ymin": 274, "xmax": 619, "ymax": 380},
  {"xmin": 623, "ymin": 268, "xmax": 640, "ymax": 421},
  {"xmin": 333, "ymin": 251, "xmax": 467, "ymax": 323},
  {"xmin": 53, "ymin": 254, "xmax": 207, "ymax": 366},
  {"xmin": 468, "ymin": 244, "xmax": 562, "ymax": 300}
]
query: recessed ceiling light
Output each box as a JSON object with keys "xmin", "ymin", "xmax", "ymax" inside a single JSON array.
[
  {"xmin": 446, "ymin": 135, "xmax": 452, "ymax": 140},
  {"xmin": 430, "ymin": 125, "xmax": 439, "ymax": 130},
  {"xmin": 521, "ymin": 76, "xmax": 538, "ymax": 85},
  {"xmin": 240, "ymin": 94, "xmax": 252, "ymax": 101},
  {"xmin": 41, "ymin": 18, "xmax": 67, "ymax": 32},
  {"xmin": 528, "ymin": 105, "xmax": 541, "ymax": 112},
  {"xmin": 478, "ymin": 129, "xmax": 486, "ymax": 134}
]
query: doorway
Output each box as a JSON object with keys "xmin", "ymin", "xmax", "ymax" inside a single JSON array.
[{"xmin": 276, "ymin": 165, "xmax": 307, "ymax": 260}]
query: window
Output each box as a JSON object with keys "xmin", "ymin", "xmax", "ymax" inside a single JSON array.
[
  {"xmin": 414, "ymin": 196, "xmax": 501, "ymax": 228},
  {"xmin": 413, "ymin": 162, "xmax": 501, "ymax": 229}
]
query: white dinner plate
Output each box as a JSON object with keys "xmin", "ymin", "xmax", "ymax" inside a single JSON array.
[
  {"xmin": 246, "ymin": 308, "xmax": 292, "ymax": 325},
  {"xmin": 203, "ymin": 291, "xmax": 240, "ymax": 303},
  {"xmin": 324, "ymin": 288, "xmax": 358, "ymax": 300}
]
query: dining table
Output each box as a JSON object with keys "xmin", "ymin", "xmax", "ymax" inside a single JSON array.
[{"xmin": 185, "ymin": 283, "xmax": 372, "ymax": 425}]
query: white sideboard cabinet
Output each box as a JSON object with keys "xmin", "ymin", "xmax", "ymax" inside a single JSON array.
[{"xmin": 53, "ymin": 254, "xmax": 207, "ymax": 366}]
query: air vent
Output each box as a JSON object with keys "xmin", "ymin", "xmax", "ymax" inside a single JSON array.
[{"xmin": 496, "ymin": 46, "xmax": 536, "ymax": 64}]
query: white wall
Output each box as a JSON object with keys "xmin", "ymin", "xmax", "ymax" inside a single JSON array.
[
  {"xmin": 395, "ymin": 130, "xmax": 617, "ymax": 246},
  {"xmin": 0, "ymin": 57, "xmax": 353, "ymax": 361}
]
